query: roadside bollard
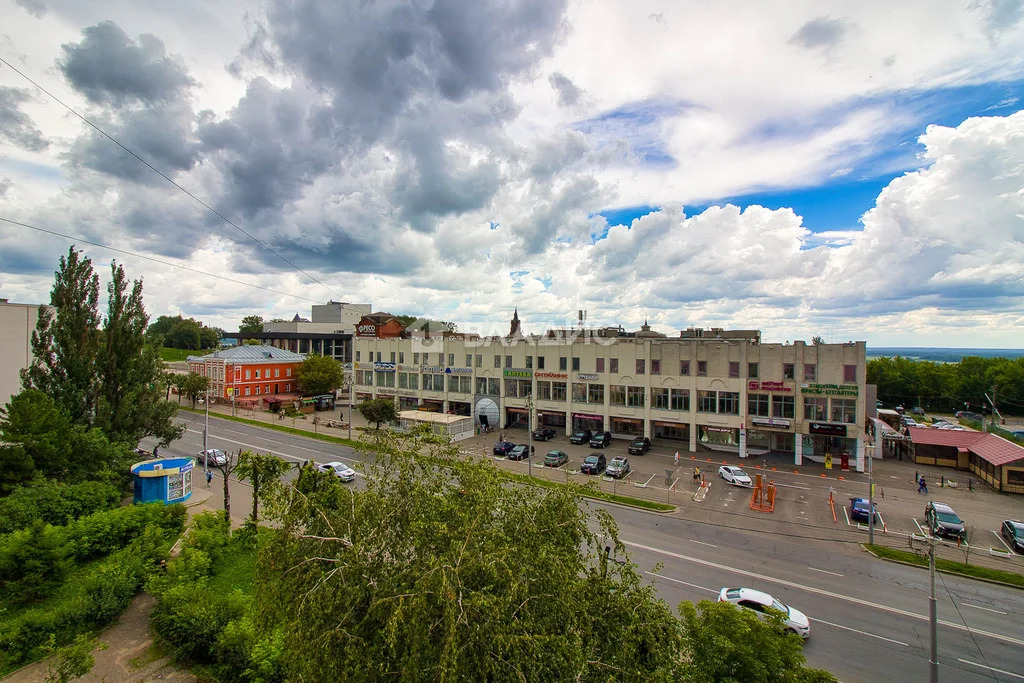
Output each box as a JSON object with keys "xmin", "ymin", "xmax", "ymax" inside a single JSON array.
[
  {"xmin": 969, "ymin": 479, "xmax": 973, "ymax": 491},
  {"xmin": 941, "ymin": 475, "xmax": 945, "ymax": 487}
]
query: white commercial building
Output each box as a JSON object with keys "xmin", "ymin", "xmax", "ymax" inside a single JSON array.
[{"xmin": 0, "ymin": 299, "xmax": 40, "ymax": 408}]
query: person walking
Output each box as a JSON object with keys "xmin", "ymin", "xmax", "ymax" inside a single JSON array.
[
  {"xmin": 693, "ymin": 466, "xmax": 701, "ymax": 484},
  {"xmin": 917, "ymin": 475, "xmax": 927, "ymax": 494},
  {"xmin": 206, "ymin": 470, "xmax": 213, "ymax": 487},
  {"xmin": 153, "ymin": 445, "xmax": 159, "ymax": 458},
  {"xmin": 674, "ymin": 451, "xmax": 680, "ymax": 467}
]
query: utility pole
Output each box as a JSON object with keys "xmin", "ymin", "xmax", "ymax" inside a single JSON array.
[
  {"xmin": 928, "ymin": 537, "xmax": 938, "ymax": 683},
  {"xmin": 203, "ymin": 387, "xmax": 210, "ymax": 476},
  {"xmin": 526, "ymin": 392, "xmax": 534, "ymax": 478},
  {"xmin": 868, "ymin": 440, "xmax": 875, "ymax": 545}
]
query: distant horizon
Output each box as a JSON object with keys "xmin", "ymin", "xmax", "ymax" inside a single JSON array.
[{"xmin": 868, "ymin": 346, "xmax": 1024, "ymax": 350}]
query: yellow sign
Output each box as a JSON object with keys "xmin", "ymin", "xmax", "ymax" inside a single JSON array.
[
  {"xmin": 226, "ymin": 388, "xmax": 234, "ymax": 396},
  {"xmin": 825, "ymin": 453, "xmax": 833, "ymax": 470}
]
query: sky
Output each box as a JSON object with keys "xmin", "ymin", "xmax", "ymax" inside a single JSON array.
[{"xmin": 1, "ymin": 0, "xmax": 1023, "ymax": 347}]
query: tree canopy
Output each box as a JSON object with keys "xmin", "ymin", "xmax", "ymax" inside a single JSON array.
[
  {"xmin": 295, "ymin": 354, "xmax": 345, "ymax": 396},
  {"xmin": 869, "ymin": 355, "xmax": 1024, "ymax": 416},
  {"xmin": 148, "ymin": 315, "xmax": 221, "ymax": 350},
  {"xmin": 357, "ymin": 397, "xmax": 398, "ymax": 429},
  {"xmin": 239, "ymin": 315, "xmax": 264, "ymax": 334}
]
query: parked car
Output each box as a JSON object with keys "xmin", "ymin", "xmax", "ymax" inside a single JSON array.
[
  {"xmin": 1009, "ymin": 430, "xmax": 1024, "ymax": 440},
  {"xmin": 1001, "ymin": 520, "xmax": 1024, "ymax": 553},
  {"xmin": 875, "ymin": 400, "xmax": 884, "ymax": 408},
  {"xmin": 849, "ymin": 497, "xmax": 879, "ymax": 523},
  {"xmin": 717, "ymin": 587, "xmax": 810, "ymax": 639},
  {"xmin": 912, "ymin": 406, "xmax": 926, "ymax": 416},
  {"xmin": 627, "ymin": 436, "xmax": 651, "ymax": 455},
  {"xmin": 606, "ymin": 456, "xmax": 631, "ymax": 478},
  {"xmin": 543, "ymin": 450, "xmax": 568, "ymax": 467},
  {"xmin": 955, "ymin": 410, "xmax": 982, "ymax": 421},
  {"xmin": 718, "ymin": 465, "xmax": 752, "ymax": 487},
  {"xmin": 589, "ymin": 431, "xmax": 612, "ymax": 448},
  {"xmin": 931, "ymin": 418, "xmax": 951, "ymax": 426},
  {"xmin": 532, "ymin": 426, "xmax": 556, "ymax": 441},
  {"xmin": 508, "ymin": 445, "xmax": 534, "ymax": 461},
  {"xmin": 197, "ymin": 448, "xmax": 228, "ymax": 466},
  {"xmin": 580, "ymin": 453, "xmax": 606, "ymax": 475},
  {"xmin": 569, "ymin": 429, "xmax": 593, "ymax": 445},
  {"xmin": 317, "ymin": 461, "xmax": 356, "ymax": 482},
  {"xmin": 492, "ymin": 441, "xmax": 516, "ymax": 456},
  {"xmin": 924, "ymin": 501, "xmax": 967, "ymax": 540}
]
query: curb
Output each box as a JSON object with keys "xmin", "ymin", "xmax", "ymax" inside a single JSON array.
[{"xmin": 860, "ymin": 544, "xmax": 1024, "ymax": 590}]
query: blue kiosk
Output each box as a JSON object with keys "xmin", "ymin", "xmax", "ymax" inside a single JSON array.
[{"xmin": 131, "ymin": 457, "xmax": 195, "ymax": 505}]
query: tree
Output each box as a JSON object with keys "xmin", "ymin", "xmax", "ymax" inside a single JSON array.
[
  {"xmin": 180, "ymin": 372, "xmax": 210, "ymax": 409},
  {"xmin": 21, "ymin": 246, "xmax": 101, "ymax": 426},
  {"xmin": 295, "ymin": 355, "xmax": 344, "ymax": 396},
  {"xmin": 239, "ymin": 315, "xmax": 264, "ymax": 334},
  {"xmin": 215, "ymin": 451, "xmax": 241, "ymax": 528},
  {"xmin": 677, "ymin": 600, "xmax": 837, "ymax": 682},
  {"xmin": 255, "ymin": 428, "xmax": 683, "ymax": 680},
  {"xmin": 235, "ymin": 451, "xmax": 291, "ymax": 525},
  {"xmin": 199, "ymin": 325, "xmax": 221, "ymax": 350},
  {"xmin": 357, "ymin": 397, "xmax": 397, "ymax": 429},
  {"xmin": 811, "ymin": 335, "xmax": 824, "ymax": 345},
  {"xmin": 146, "ymin": 314, "xmax": 184, "ymax": 343},
  {"xmin": 0, "ymin": 389, "xmax": 74, "ymax": 482},
  {"xmin": 166, "ymin": 319, "xmax": 202, "ymax": 350}
]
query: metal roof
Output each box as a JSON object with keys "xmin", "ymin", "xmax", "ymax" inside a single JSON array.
[
  {"xmin": 908, "ymin": 426, "xmax": 1024, "ymax": 467},
  {"xmin": 187, "ymin": 345, "xmax": 306, "ymax": 363}
]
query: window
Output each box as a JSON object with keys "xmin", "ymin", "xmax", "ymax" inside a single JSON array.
[
  {"xmin": 526, "ymin": 356, "xmax": 533, "ymax": 369},
  {"xmin": 588, "ymin": 384, "xmax": 604, "ymax": 404},
  {"xmin": 376, "ymin": 371, "xmax": 395, "ymax": 388},
  {"xmin": 831, "ymin": 398, "xmax": 856, "ymax": 424},
  {"xmin": 804, "ymin": 397, "xmax": 827, "ymax": 421},
  {"xmin": 718, "ymin": 391, "xmax": 740, "ymax": 415},
  {"xmin": 399, "ymin": 352, "xmax": 405, "ymax": 363},
  {"xmin": 652, "ymin": 387, "xmax": 669, "ymax": 409},
  {"xmin": 596, "ymin": 357, "xmax": 605, "ymax": 373},
  {"xmin": 636, "ymin": 359, "xmax": 645, "ymax": 374},
  {"xmin": 627, "ymin": 386, "xmax": 645, "ymax": 407},
  {"xmin": 494, "ymin": 355, "xmax": 501, "ymax": 368},
  {"xmin": 475, "ymin": 354, "xmax": 482, "ymax": 367},
  {"xmin": 748, "ymin": 362, "xmax": 758, "ymax": 378},
  {"xmin": 399, "ymin": 373, "xmax": 409, "ymax": 389},
  {"xmin": 285, "ymin": 383, "xmax": 290, "ymax": 392},
  {"xmin": 729, "ymin": 362, "xmax": 739, "ymax": 378},
  {"xmin": 680, "ymin": 360, "xmax": 690, "ymax": 376},
  {"xmin": 465, "ymin": 354, "xmax": 471, "ymax": 367},
  {"xmin": 772, "ymin": 395, "xmax": 795, "ymax": 418},
  {"xmin": 274, "ymin": 368, "xmax": 280, "ymax": 378},
  {"xmin": 408, "ymin": 373, "xmax": 418, "ymax": 389},
  {"xmin": 245, "ymin": 369, "xmax": 251, "ymax": 379},
  {"xmin": 572, "ymin": 383, "xmax": 588, "ymax": 402},
  {"xmin": 697, "ymin": 390, "xmax": 717, "ymax": 412},
  {"xmin": 610, "ymin": 384, "xmax": 626, "ymax": 406},
  {"xmin": 536, "ymin": 381, "xmax": 551, "ymax": 400},
  {"xmin": 670, "ymin": 389, "xmax": 689, "ymax": 411},
  {"xmin": 255, "ymin": 385, "xmax": 260, "ymax": 395},
  {"xmin": 538, "ymin": 356, "xmax": 545, "ymax": 370},
  {"xmin": 559, "ymin": 356, "xmax": 567, "ymax": 371},
  {"xmin": 245, "ymin": 386, "xmax": 251, "ymax": 396},
  {"xmin": 505, "ymin": 355, "xmax": 513, "ymax": 369},
  {"xmin": 476, "ymin": 377, "xmax": 488, "ymax": 394},
  {"xmin": 286, "ymin": 368, "xmax": 292, "ymax": 377},
  {"xmin": 572, "ymin": 357, "xmax": 580, "ymax": 371},
  {"xmin": 610, "ymin": 358, "xmax": 619, "ymax": 373},
  {"xmin": 356, "ymin": 351, "xmax": 361, "ymax": 361},
  {"xmin": 448, "ymin": 375, "xmax": 468, "ymax": 393},
  {"xmin": 651, "ymin": 359, "xmax": 661, "ymax": 375},
  {"xmin": 804, "ymin": 363, "xmax": 817, "ymax": 381},
  {"xmin": 488, "ymin": 378, "xmax": 499, "ymax": 395},
  {"xmin": 414, "ymin": 352, "xmax": 420, "ymax": 364},
  {"xmin": 438, "ymin": 353, "xmax": 444, "ymax": 365},
  {"xmin": 783, "ymin": 363, "xmax": 795, "ymax": 380},
  {"xmin": 844, "ymin": 364, "xmax": 856, "ymax": 383},
  {"xmin": 377, "ymin": 352, "xmax": 382, "ymax": 362},
  {"xmin": 748, "ymin": 393, "xmax": 770, "ymax": 417},
  {"xmin": 449, "ymin": 353, "xmax": 455, "ymax": 366},
  {"xmin": 697, "ymin": 361, "xmax": 707, "ymax": 376},
  {"xmin": 552, "ymin": 382, "xmax": 567, "ymax": 401},
  {"xmin": 390, "ymin": 352, "xmax": 396, "ymax": 363},
  {"xmin": 265, "ymin": 385, "xmax": 270, "ymax": 394}
]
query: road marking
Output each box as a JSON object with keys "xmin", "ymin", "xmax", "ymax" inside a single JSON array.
[
  {"xmin": 774, "ymin": 482, "xmax": 810, "ymax": 490},
  {"xmin": 842, "ymin": 505, "xmax": 851, "ymax": 526},
  {"xmin": 913, "ymin": 517, "xmax": 925, "ymax": 535},
  {"xmin": 961, "ymin": 602, "xmax": 1007, "ymax": 615},
  {"xmin": 645, "ymin": 571, "xmax": 717, "ymax": 594},
  {"xmin": 622, "ymin": 539, "xmax": 1024, "ymax": 648},
  {"xmin": 183, "ymin": 428, "xmax": 365, "ymax": 476},
  {"xmin": 812, "ymin": 618, "xmax": 908, "ymax": 646},
  {"xmin": 991, "ymin": 530, "xmax": 1016, "ymax": 554},
  {"xmin": 958, "ymin": 658, "xmax": 1024, "ymax": 680},
  {"xmin": 690, "ymin": 540, "xmax": 718, "ymax": 548},
  {"xmin": 807, "ymin": 567, "xmax": 844, "ymax": 577}
]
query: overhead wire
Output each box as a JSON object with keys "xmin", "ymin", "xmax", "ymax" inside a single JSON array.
[
  {"xmin": 0, "ymin": 55, "xmax": 342, "ymax": 302},
  {"xmin": 0, "ymin": 217, "xmax": 323, "ymax": 304}
]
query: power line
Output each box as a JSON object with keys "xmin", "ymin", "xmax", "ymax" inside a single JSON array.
[
  {"xmin": 0, "ymin": 216, "xmax": 323, "ymax": 304},
  {"xmin": 0, "ymin": 55, "xmax": 343, "ymax": 301}
]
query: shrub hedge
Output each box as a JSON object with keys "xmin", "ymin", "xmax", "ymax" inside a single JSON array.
[{"xmin": 0, "ymin": 480, "xmax": 121, "ymax": 534}]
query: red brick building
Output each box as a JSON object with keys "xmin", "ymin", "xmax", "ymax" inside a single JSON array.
[
  {"xmin": 187, "ymin": 344, "xmax": 306, "ymax": 400},
  {"xmin": 354, "ymin": 314, "xmax": 405, "ymax": 339}
]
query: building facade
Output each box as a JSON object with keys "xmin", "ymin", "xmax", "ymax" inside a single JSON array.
[
  {"xmin": 353, "ymin": 327, "xmax": 869, "ymax": 471},
  {"xmin": 187, "ymin": 345, "xmax": 305, "ymax": 400},
  {"xmin": 0, "ymin": 300, "xmax": 40, "ymax": 408}
]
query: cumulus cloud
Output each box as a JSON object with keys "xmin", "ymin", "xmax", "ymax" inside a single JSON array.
[
  {"xmin": 549, "ymin": 71, "xmax": 582, "ymax": 107},
  {"xmin": 788, "ymin": 17, "xmax": 855, "ymax": 52},
  {"xmin": 14, "ymin": 0, "xmax": 46, "ymax": 18},
  {"xmin": 0, "ymin": 87, "xmax": 49, "ymax": 151}
]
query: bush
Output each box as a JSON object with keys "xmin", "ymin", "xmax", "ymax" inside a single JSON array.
[
  {"xmin": 63, "ymin": 503, "xmax": 185, "ymax": 563},
  {"xmin": 183, "ymin": 510, "xmax": 231, "ymax": 557},
  {"xmin": 0, "ymin": 480, "xmax": 121, "ymax": 534},
  {"xmin": 150, "ymin": 586, "xmax": 249, "ymax": 663},
  {"xmin": 0, "ymin": 520, "xmax": 69, "ymax": 605}
]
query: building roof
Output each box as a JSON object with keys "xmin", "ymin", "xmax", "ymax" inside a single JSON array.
[
  {"xmin": 908, "ymin": 427, "xmax": 1024, "ymax": 467},
  {"xmin": 188, "ymin": 345, "xmax": 305, "ymax": 363},
  {"xmin": 398, "ymin": 410, "xmax": 472, "ymax": 425}
]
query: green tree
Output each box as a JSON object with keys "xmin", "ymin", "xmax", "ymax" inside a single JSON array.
[
  {"xmin": 235, "ymin": 450, "xmax": 291, "ymax": 525},
  {"xmin": 166, "ymin": 319, "xmax": 203, "ymax": 350},
  {"xmin": 239, "ymin": 315, "xmax": 264, "ymax": 334},
  {"xmin": 295, "ymin": 355, "xmax": 344, "ymax": 396},
  {"xmin": 678, "ymin": 600, "xmax": 836, "ymax": 682},
  {"xmin": 256, "ymin": 429, "xmax": 683, "ymax": 681},
  {"xmin": 180, "ymin": 372, "xmax": 211, "ymax": 409},
  {"xmin": 0, "ymin": 518, "xmax": 69, "ymax": 604},
  {"xmin": 199, "ymin": 325, "xmax": 221, "ymax": 350},
  {"xmin": 21, "ymin": 246, "xmax": 101, "ymax": 426},
  {"xmin": 146, "ymin": 314, "xmax": 184, "ymax": 343},
  {"xmin": 0, "ymin": 389, "xmax": 73, "ymax": 480},
  {"xmin": 357, "ymin": 397, "xmax": 397, "ymax": 429}
]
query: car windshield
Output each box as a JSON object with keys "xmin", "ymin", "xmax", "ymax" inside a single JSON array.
[
  {"xmin": 546, "ymin": 451, "xmax": 560, "ymax": 457},
  {"xmin": 936, "ymin": 510, "xmax": 961, "ymax": 524},
  {"xmin": 331, "ymin": 464, "xmax": 346, "ymax": 472},
  {"xmin": 1012, "ymin": 524, "xmax": 1024, "ymax": 539},
  {"xmin": 733, "ymin": 469, "xmax": 747, "ymax": 477},
  {"xmin": 610, "ymin": 458, "xmax": 625, "ymax": 466},
  {"xmin": 772, "ymin": 599, "xmax": 789, "ymax": 613},
  {"xmin": 585, "ymin": 456, "xmax": 597, "ymax": 464}
]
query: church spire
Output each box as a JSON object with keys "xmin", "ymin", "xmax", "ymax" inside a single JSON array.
[{"xmin": 509, "ymin": 308, "xmax": 521, "ymax": 337}]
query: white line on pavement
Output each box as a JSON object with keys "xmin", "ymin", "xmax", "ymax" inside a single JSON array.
[
  {"xmin": 184, "ymin": 428, "xmax": 364, "ymax": 477},
  {"xmin": 645, "ymin": 571, "xmax": 717, "ymax": 594},
  {"xmin": 842, "ymin": 505, "xmax": 851, "ymax": 526},
  {"xmin": 991, "ymin": 529, "xmax": 1016, "ymax": 555},
  {"xmin": 961, "ymin": 602, "xmax": 1007, "ymax": 615},
  {"xmin": 774, "ymin": 482, "xmax": 811, "ymax": 490},
  {"xmin": 958, "ymin": 658, "xmax": 1024, "ymax": 680},
  {"xmin": 690, "ymin": 539, "xmax": 718, "ymax": 548},
  {"xmin": 807, "ymin": 567, "xmax": 844, "ymax": 577},
  {"xmin": 812, "ymin": 618, "xmax": 909, "ymax": 646},
  {"xmin": 621, "ymin": 539, "xmax": 1024, "ymax": 648}
]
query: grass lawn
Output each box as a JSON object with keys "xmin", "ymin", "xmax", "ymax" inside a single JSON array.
[
  {"xmin": 208, "ymin": 535, "xmax": 258, "ymax": 597},
  {"xmin": 865, "ymin": 544, "xmax": 1024, "ymax": 588},
  {"xmin": 160, "ymin": 347, "xmax": 215, "ymax": 362}
]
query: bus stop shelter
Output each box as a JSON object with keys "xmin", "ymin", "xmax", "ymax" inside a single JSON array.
[{"xmin": 396, "ymin": 410, "xmax": 475, "ymax": 442}]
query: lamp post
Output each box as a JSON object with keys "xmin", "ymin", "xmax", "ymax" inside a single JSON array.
[
  {"xmin": 867, "ymin": 440, "xmax": 875, "ymax": 545},
  {"xmin": 526, "ymin": 392, "xmax": 534, "ymax": 478},
  {"xmin": 347, "ymin": 374, "xmax": 354, "ymax": 441},
  {"xmin": 203, "ymin": 387, "xmax": 210, "ymax": 476}
]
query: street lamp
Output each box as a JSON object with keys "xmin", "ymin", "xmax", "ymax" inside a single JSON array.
[
  {"xmin": 203, "ymin": 386, "xmax": 210, "ymax": 476},
  {"xmin": 867, "ymin": 440, "xmax": 875, "ymax": 545},
  {"xmin": 526, "ymin": 392, "xmax": 534, "ymax": 478}
]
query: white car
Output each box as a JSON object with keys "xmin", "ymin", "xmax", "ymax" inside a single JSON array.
[
  {"xmin": 318, "ymin": 461, "xmax": 356, "ymax": 482},
  {"xmin": 718, "ymin": 465, "xmax": 752, "ymax": 487},
  {"xmin": 718, "ymin": 587, "xmax": 810, "ymax": 638},
  {"xmin": 196, "ymin": 448, "xmax": 228, "ymax": 466}
]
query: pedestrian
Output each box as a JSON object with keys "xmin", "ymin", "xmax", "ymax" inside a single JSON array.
[
  {"xmin": 917, "ymin": 475, "xmax": 926, "ymax": 494},
  {"xmin": 674, "ymin": 451, "xmax": 680, "ymax": 466},
  {"xmin": 921, "ymin": 476, "xmax": 928, "ymax": 494},
  {"xmin": 206, "ymin": 470, "xmax": 213, "ymax": 487},
  {"xmin": 693, "ymin": 466, "xmax": 700, "ymax": 484},
  {"xmin": 153, "ymin": 445, "xmax": 159, "ymax": 458}
]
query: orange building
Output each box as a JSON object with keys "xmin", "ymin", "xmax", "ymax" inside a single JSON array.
[
  {"xmin": 187, "ymin": 345, "xmax": 306, "ymax": 401},
  {"xmin": 354, "ymin": 313, "xmax": 405, "ymax": 339}
]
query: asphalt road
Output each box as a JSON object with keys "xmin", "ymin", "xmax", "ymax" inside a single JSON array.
[{"xmin": 160, "ymin": 413, "xmax": 1024, "ymax": 683}]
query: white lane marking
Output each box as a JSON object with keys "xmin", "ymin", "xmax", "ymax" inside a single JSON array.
[
  {"xmin": 807, "ymin": 567, "xmax": 845, "ymax": 577},
  {"xmin": 774, "ymin": 482, "xmax": 810, "ymax": 490},
  {"xmin": 645, "ymin": 571, "xmax": 717, "ymax": 594},
  {"xmin": 913, "ymin": 517, "xmax": 925, "ymax": 535},
  {"xmin": 961, "ymin": 602, "xmax": 1007, "ymax": 615},
  {"xmin": 958, "ymin": 658, "xmax": 1024, "ymax": 680},
  {"xmin": 812, "ymin": 618, "xmax": 909, "ymax": 646},
  {"xmin": 690, "ymin": 540, "xmax": 718, "ymax": 548},
  {"xmin": 842, "ymin": 504, "xmax": 851, "ymax": 526},
  {"xmin": 622, "ymin": 539, "xmax": 1024, "ymax": 648},
  {"xmin": 184, "ymin": 428, "xmax": 364, "ymax": 476},
  {"xmin": 991, "ymin": 529, "xmax": 1016, "ymax": 554}
]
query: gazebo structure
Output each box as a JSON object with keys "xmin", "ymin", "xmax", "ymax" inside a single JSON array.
[{"xmin": 131, "ymin": 457, "xmax": 195, "ymax": 504}]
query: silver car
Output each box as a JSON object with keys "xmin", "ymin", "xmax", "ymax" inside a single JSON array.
[
  {"xmin": 718, "ymin": 465, "xmax": 752, "ymax": 487},
  {"xmin": 318, "ymin": 461, "xmax": 356, "ymax": 482},
  {"xmin": 196, "ymin": 448, "xmax": 228, "ymax": 466},
  {"xmin": 718, "ymin": 587, "xmax": 810, "ymax": 638},
  {"xmin": 606, "ymin": 456, "xmax": 631, "ymax": 479}
]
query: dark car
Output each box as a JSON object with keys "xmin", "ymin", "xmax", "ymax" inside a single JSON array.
[
  {"xmin": 569, "ymin": 429, "xmax": 593, "ymax": 445},
  {"xmin": 580, "ymin": 453, "xmax": 606, "ymax": 475},
  {"xmin": 912, "ymin": 406, "xmax": 926, "ymax": 416},
  {"xmin": 849, "ymin": 497, "xmax": 878, "ymax": 523},
  {"xmin": 589, "ymin": 431, "xmax": 612, "ymax": 448},
  {"xmin": 492, "ymin": 441, "xmax": 515, "ymax": 456},
  {"xmin": 925, "ymin": 501, "xmax": 966, "ymax": 541},
  {"xmin": 507, "ymin": 445, "xmax": 534, "ymax": 461},
  {"xmin": 955, "ymin": 410, "xmax": 982, "ymax": 421},
  {"xmin": 628, "ymin": 436, "xmax": 651, "ymax": 455},
  {"xmin": 532, "ymin": 426, "xmax": 556, "ymax": 441},
  {"xmin": 1001, "ymin": 520, "xmax": 1024, "ymax": 553},
  {"xmin": 543, "ymin": 450, "xmax": 569, "ymax": 467}
]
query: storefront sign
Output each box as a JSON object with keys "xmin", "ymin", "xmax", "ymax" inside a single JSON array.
[
  {"xmin": 396, "ymin": 390, "xmax": 418, "ymax": 397},
  {"xmin": 421, "ymin": 365, "xmax": 444, "ymax": 373},
  {"xmin": 446, "ymin": 367, "xmax": 473, "ymax": 374},
  {"xmin": 703, "ymin": 426, "xmax": 735, "ymax": 434},
  {"xmin": 373, "ymin": 362, "xmax": 396, "ymax": 372},
  {"xmin": 503, "ymin": 369, "xmax": 533, "ymax": 378},
  {"xmin": 355, "ymin": 362, "xmax": 373, "ymax": 370},
  {"xmin": 748, "ymin": 380, "xmax": 792, "ymax": 392},
  {"xmin": 356, "ymin": 324, "xmax": 376, "ymax": 335},
  {"xmin": 808, "ymin": 422, "xmax": 848, "ymax": 437},
  {"xmin": 577, "ymin": 373, "xmax": 599, "ymax": 380},
  {"xmin": 506, "ymin": 407, "xmax": 528, "ymax": 414},
  {"xmin": 573, "ymin": 412, "xmax": 603, "ymax": 421},
  {"xmin": 536, "ymin": 372, "xmax": 568, "ymax": 379},
  {"xmin": 802, "ymin": 383, "xmax": 858, "ymax": 396},
  {"xmin": 537, "ymin": 410, "xmax": 564, "ymax": 417},
  {"xmin": 751, "ymin": 417, "xmax": 792, "ymax": 429}
]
